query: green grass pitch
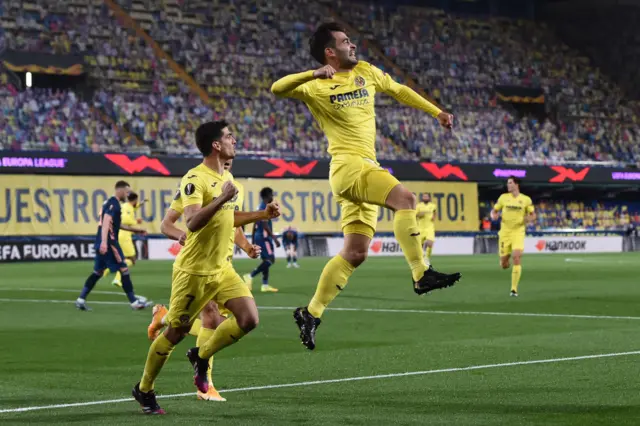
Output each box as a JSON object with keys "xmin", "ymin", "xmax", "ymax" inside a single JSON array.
[{"xmin": 1, "ymin": 253, "xmax": 640, "ymax": 425}]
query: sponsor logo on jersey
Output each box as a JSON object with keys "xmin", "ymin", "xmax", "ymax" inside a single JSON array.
[{"xmin": 329, "ymin": 88, "xmax": 370, "ymax": 104}]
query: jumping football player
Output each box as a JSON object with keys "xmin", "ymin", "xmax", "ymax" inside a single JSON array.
[{"xmin": 271, "ymin": 22, "xmax": 461, "ymax": 350}]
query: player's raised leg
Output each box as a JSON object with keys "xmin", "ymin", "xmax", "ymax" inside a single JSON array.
[{"xmin": 375, "ymin": 172, "xmax": 460, "ymax": 293}]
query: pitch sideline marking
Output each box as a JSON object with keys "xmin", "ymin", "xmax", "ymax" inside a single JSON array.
[
  {"xmin": 1, "ymin": 297, "xmax": 640, "ymax": 321},
  {"xmin": 1, "ymin": 350, "xmax": 639, "ymax": 414},
  {"xmin": 0, "ymin": 288, "xmax": 124, "ymax": 296}
]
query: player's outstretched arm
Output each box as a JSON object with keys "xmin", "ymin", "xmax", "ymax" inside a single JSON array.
[
  {"xmin": 234, "ymin": 202, "xmax": 281, "ymax": 228},
  {"xmin": 121, "ymin": 224, "xmax": 146, "ymax": 234},
  {"xmin": 373, "ymin": 66, "xmax": 452, "ymax": 129},
  {"xmin": 271, "ymin": 65, "xmax": 335, "ymax": 99},
  {"xmin": 161, "ymin": 208, "xmax": 186, "ymax": 244}
]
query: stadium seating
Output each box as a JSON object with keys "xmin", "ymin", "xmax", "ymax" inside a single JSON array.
[
  {"xmin": 0, "ymin": 0, "xmax": 639, "ymax": 165},
  {"xmin": 479, "ymin": 200, "xmax": 640, "ymax": 232}
]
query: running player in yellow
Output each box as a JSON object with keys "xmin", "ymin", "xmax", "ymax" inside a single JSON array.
[
  {"xmin": 416, "ymin": 193, "xmax": 437, "ymax": 265},
  {"xmin": 111, "ymin": 192, "xmax": 146, "ymax": 287},
  {"xmin": 490, "ymin": 177, "xmax": 535, "ymax": 297},
  {"xmin": 271, "ymin": 22, "xmax": 461, "ymax": 350},
  {"xmin": 146, "ymin": 160, "xmax": 260, "ymax": 402},
  {"xmin": 132, "ymin": 121, "xmax": 280, "ymax": 414}
]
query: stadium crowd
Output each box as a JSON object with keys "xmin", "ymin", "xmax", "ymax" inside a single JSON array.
[
  {"xmin": 479, "ymin": 200, "xmax": 640, "ymax": 232},
  {"xmin": 0, "ymin": 0, "xmax": 639, "ymax": 166}
]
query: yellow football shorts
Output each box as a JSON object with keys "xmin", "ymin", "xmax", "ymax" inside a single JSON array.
[
  {"xmin": 119, "ymin": 237, "xmax": 136, "ymax": 258},
  {"xmin": 166, "ymin": 266, "xmax": 252, "ymax": 328},
  {"xmin": 498, "ymin": 232, "xmax": 525, "ymax": 257},
  {"xmin": 330, "ymin": 155, "xmax": 400, "ymax": 238},
  {"xmin": 420, "ymin": 227, "xmax": 435, "ymax": 246}
]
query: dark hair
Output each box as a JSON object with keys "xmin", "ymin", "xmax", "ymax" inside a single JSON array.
[
  {"xmin": 309, "ymin": 22, "xmax": 346, "ymax": 65},
  {"xmin": 195, "ymin": 120, "xmax": 229, "ymax": 156},
  {"xmin": 127, "ymin": 192, "xmax": 139, "ymax": 202},
  {"xmin": 507, "ymin": 176, "xmax": 521, "ymax": 187},
  {"xmin": 115, "ymin": 180, "xmax": 130, "ymax": 189},
  {"xmin": 259, "ymin": 187, "xmax": 274, "ymax": 200}
]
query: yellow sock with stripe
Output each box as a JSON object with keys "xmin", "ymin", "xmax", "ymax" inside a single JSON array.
[
  {"xmin": 198, "ymin": 317, "xmax": 246, "ymax": 359},
  {"xmin": 511, "ymin": 265, "xmax": 522, "ymax": 292},
  {"xmin": 196, "ymin": 327, "xmax": 216, "ymax": 385},
  {"xmin": 394, "ymin": 210, "xmax": 428, "ymax": 282},
  {"xmin": 308, "ymin": 254, "xmax": 355, "ymax": 318},
  {"xmin": 114, "ymin": 259, "xmax": 134, "ymax": 283},
  {"xmin": 140, "ymin": 334, "xmax": 175, "ymax": 392},
  {"xmin": 188, "ymin": 318, "xmax": 202, "ymax": 337},
  {"xmin": 426, "ymin": 246, "xmax": 433, "ymax": 263}
]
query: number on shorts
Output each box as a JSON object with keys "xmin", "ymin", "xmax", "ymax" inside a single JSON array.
[{"xmin": 184, "ymin": 295, "xmax": 196, "ymax": 310}]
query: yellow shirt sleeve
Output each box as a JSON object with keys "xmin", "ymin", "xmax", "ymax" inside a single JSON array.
[
  {"xmin": 180, "ymin": 174, "xmax": 205, "ymax": 208},
  {"xmin": 369, "ymin": 64, "xmax": 442, "ymax": 118},
  {"xmin": 525, "ymin": 197, "xmax": 535, "ymax": 214},
  {"xmin": 271, "ymin": 70, "xmax": 316, "ymax": 101},
  {"xmin": 494, "ymin": 195, "xmax": 505, "ymax": 211}
]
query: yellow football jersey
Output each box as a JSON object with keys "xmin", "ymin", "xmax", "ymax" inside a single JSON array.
[
  {"xmin": 416, "ymin": 201, "xmax": 436, "ymax": 230},
  {"xmin": 119, "ymin": 202, "xmax": 137, "ymax": 240},
  {"xmin": 494, "ymin": 193, "xmax": 534, "ymax": 233},
  {"xmin": 173, "ymin": 164, "xmax": 236, "ymax": 275},
  {"xmin": 169, "ymin": 170, "xmax": 243, "ymax": 260},
  {"xmin": 272, "ymin": 61, "xmax": 441, "ymax": 161}
]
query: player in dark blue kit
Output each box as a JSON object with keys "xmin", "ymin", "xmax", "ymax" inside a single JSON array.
[
  {"xmin": 245, "ymin": 187, "xmax": 280, "ymax": 293},
  {"xmin": 283, "ymin": 226, "xmax": 300, "ymax": 268},
  {"xmin": 76, "ymin": 180, "xmax": 152, "ymax": 311}
]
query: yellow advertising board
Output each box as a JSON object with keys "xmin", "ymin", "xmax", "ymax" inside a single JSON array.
[{"xmin": 0, "ymin": 175, "xmax": 478, "ymax": 235}]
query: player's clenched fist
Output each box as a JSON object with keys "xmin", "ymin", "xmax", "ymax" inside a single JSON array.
[
  {"xmin": 313, "ymin": 65, "xmax": 336, "ymax": 79},
  {"xmin": 265, "ymin": 202, "xmax": 281, "ymax": 219},
  {"xmin": 437, "ymin": 112, "xmax": 454, "ymax": 129},
  {"xmin": 221, "ymin": 181, "xmax": 238, "ymax": 201},
  {"xmin": 247, "ymin": 244, "xmax": 262, "ymax": 259},
  {"xmin": 178, "ymin": 232, "xmax": 187, "ymax": 246}
]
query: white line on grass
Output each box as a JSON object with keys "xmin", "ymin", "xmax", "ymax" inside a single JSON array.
[
  {"xmin": 2, "ymin": 297, "xmax": 640, "ymax": 321},
  {"xmin": 0, "ymin": 288, "xmax": 124, "ymax": 296},
  {"xmin": 1, "ymin": 350, "xmax": 639, "ymax": 414}
]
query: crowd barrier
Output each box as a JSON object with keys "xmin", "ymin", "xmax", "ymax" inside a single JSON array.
[{"xmin": 1, "ymin": 231, "xmax": 637, "ymax": 263}]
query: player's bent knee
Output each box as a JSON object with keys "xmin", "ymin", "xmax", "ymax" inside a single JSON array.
[
  {"xmin": 120, "ymin": 267, "xmax": 129, "ymax": 274},
  {"xmin": 342, "ymin": 249, "xmax": 367, "ymax": 267},
  {"xmin": 386, "ymin": 185, "xmax": 416, "ymax": 211},
  {"xmin": 236, "ymin": 312, "xmax": 259, "ymax": 332},
  {"xmin": 164, "ymin": 325, "xmax": 188, "ymax": 344}
]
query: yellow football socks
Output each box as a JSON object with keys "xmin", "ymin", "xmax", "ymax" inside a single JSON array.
[
  {"xmin": 198, "ymin": 317, "xmax": 245, "ymax": 359},
  {"xmin": 308, "ymin": 254, "xmax": 355, "ymax": 318},
  {"xmin": 196, "ymin": 327, "xmax": 216, "ymax": 384},
  {"xmin": 512, "ymin": 265, "xmax": 522, "ymax": 292},
  {"xmin": 394, "ymin": 209, "xmax": 427, "ymax": 282},
  {"xmin": 140, "ymin": 334, "xmax": 175, "ymax": 392},
  {"xmin": 189, "ymin": 318, "xmax": 202, "ymax": 337},
  {"xmin": 426, "ymin": 246, "xmax": 433, "ymax": 263}
]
